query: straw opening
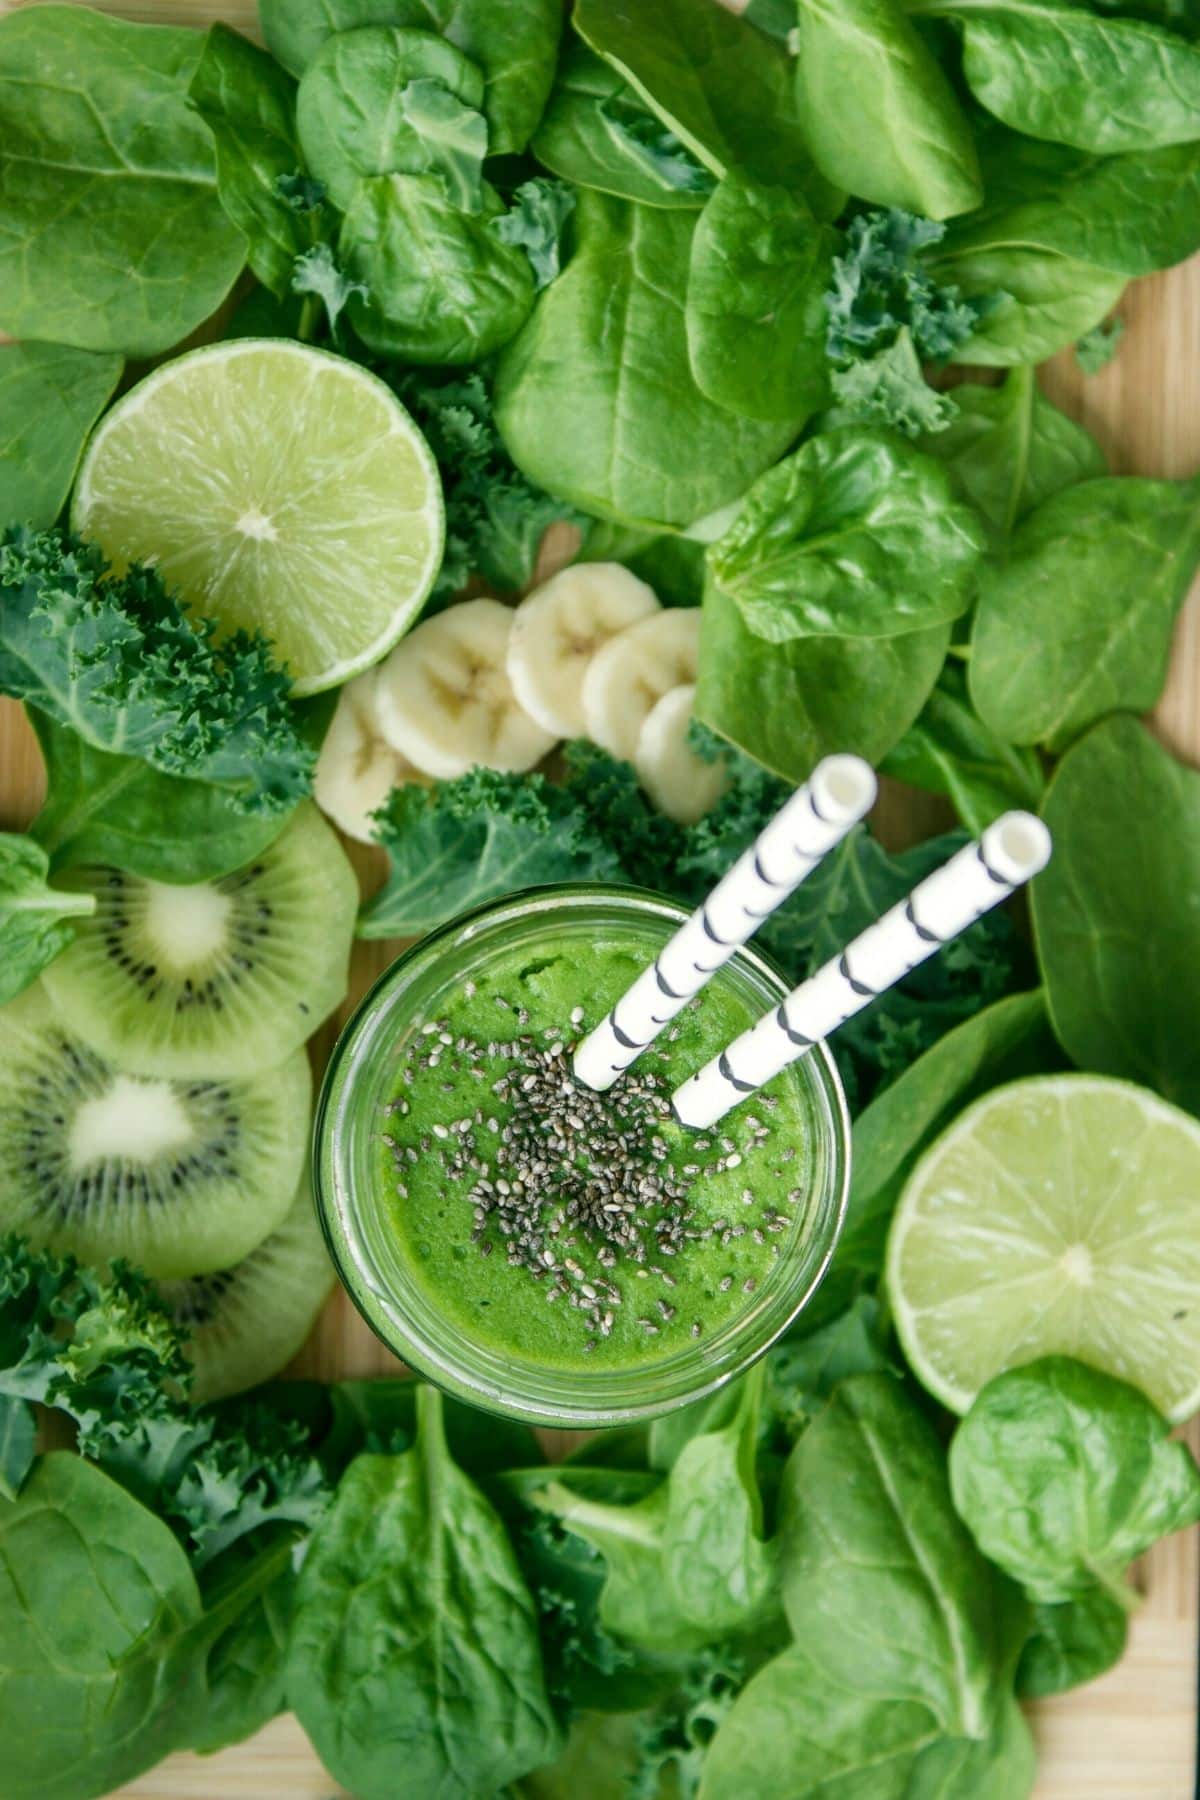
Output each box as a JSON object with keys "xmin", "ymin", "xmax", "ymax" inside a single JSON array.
[
  {"xmin": 811, "ymin": 754, "xmax": 877, "ymax": 824},
  {"xmin": 983, "ymin": 812, "xmax": 1053, "ymax": 884}
]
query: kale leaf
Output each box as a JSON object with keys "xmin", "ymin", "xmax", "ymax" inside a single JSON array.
[
  {"xmin": 494, "ymin": 177, "xmax": 577, "ymax": 289},
  {"xmin": 0, "ymin": 527, "xmax": 313, "ymax": 815}
]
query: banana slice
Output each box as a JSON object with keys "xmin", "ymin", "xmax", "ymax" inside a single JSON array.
[
  {"xmin": 582, "ymin": 606, "xmax": 702, "ymax": 762},
  {"xmin": 507, "ymin": 562, "xmax": 660, "ymax": 737},
  {"xmin": 635, "ymin": 684, "xmax": 729, "ymax": 824},
  {"xmin": 375, "ymin": 597, "xmax": 558, "ymax": 779},
  {"xmin": 314, "ymin": 670, "xmax": 422, "ymax": 843}
]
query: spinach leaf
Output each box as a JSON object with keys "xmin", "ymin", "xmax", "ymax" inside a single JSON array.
[
  {"xmin": 1016, "ymin": 1589, "xmax": 1128, "ymax": 1699},
  {"xmin": 662, "ymin": 1362, "xmax": 777, "ymax": 1638},
  {"xmin": 0, "ymin": 1395, "xmax": 35, "ymax": 1500},
  {"xmin": 843, "ymin": 990, "xmax": 1060, "ymax": 1274},
  {"xmin": 0, "ymin": 832, "xmax": 96, "ymax": 1004},
  {"xmin": 0, "ymin": 5, "xmax": 244, "ymax": 355},
  {"xmin": 685, "ymin": 175, "xmax": 832, "ymax": 425},
  {"xmin": 494, "ymin": 191, "xmax": 797, "ymax": 528},
  {"xmin": 880, "ymin": 662, "xmax": 1046, "ymax": 831},
  {"xmin": 341, "ymin": 173, "xmax": 534, "ymax": 363},
  {"xmin": 969, "ymin": 474, "xmax": 1200, "ymax": 750},
  {"xmin": 574, "ymin": 0, "xmax": 841, "ymax": 212},
  {"xmin": 771, "ymin": 1294, "xmax": 896, "ymax": 1400},
  {"xmin": 949, "ymin": 1357, "xmax": 1200, "ymax": 1604},
  {"xmin": 781, "ymin": 1373, "xmax": 1021, "ymax": 1737},
  {"xmin": 189, "ymin": 23, "xmax": 318, "ymax": 299},
  {"xmin": 910, "ymin": 0, "xmax": 1200, "ymax": 153},
  {"xmin": 296, "ymin": 25, "xmax": 487, "ymax": 213},
  {"xmin": 0, "ymin": 344, "xmax": 122, "ymax": 532},
  {"xmin": 709, "ymin": 427, "xmax": 985, "ymax": 641},
  {"xmin": 696, "ymin": 577, "xmax": 949, "ymax": 781},
  {"xmin": 28, "ymin": 711, "xmax": 291, "ymax": 884},
  {"xmin": 324, "ymin": 1377, "xmax": 541, "ymax": 1476},
  {"xmin": 1034, "ymin": 715, "xmax": 1200, "ymax": 1112},
  {"xmin": 494, "ymin": 179, "xmax": 576, "ymax": 289},
  {"xmin": 906, "ymin": 1693, "xmax": 1035, "ymax": 1799},
  {"xmin": 917, "ymin": 367, "xmax": 1107, "ymax": 537},
  {"xmin": 1076, "ymin": 318, "xmax": 1125, "ymax": 373},
  {"xmin": 0, "ymin": 1452, "xmax": 208, "ymax": 1799},
  {"xmin": 793, "ymin": 0, "xmax": 982, "ymax": 219},
  {"xmin": 286, "ymin": 1388, "xmax": 561, "ymax": 1799},
  {"xmin": 577, "ymin": 520, "xmax": 707, "ymax": 605},
  {"xmin": 189, "ymin": 1535, "xmax": 297, "ymax": 1754},
  {"xmin": 258, "ymin": 0, "xmax": 562, "ymax": 154},
  {"xmin": 531, "ymin": 42, "xmax": 715, "ymax": 210},
  {"xmin": 925, "ymin": 241, "xmax": 1126, "ymax": 366}
]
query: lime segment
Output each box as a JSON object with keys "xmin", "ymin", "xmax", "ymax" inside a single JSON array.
[
  {"xmin": 73, "ymin": 339, "xmax": 444, "ymax": 694},
  {"xmin": 887, "ymin": 1074, "xmax": 1200, "ymax": 1423}
]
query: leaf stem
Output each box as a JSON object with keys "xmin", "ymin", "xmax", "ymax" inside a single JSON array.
[{"xmin": 297, "ymin": 293, "xmax": 320, "ymax": 343}]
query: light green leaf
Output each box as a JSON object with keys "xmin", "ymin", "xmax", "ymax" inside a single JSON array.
[
  {"xmin": 880, "ymin": 662, "xmax": 1046, "ymax": 832},
  {"xmin": 0, "ymin": 343, "xmax": 122, "ymax": 532}
]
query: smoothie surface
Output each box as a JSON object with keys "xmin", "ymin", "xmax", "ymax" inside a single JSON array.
[{"xmin": 378, "ymin": 934, "xmax": 815, "ymax": 1371}]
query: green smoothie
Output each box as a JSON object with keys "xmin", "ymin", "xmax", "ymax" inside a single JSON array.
[{"xmin": 376, "ymin": 935, "xmax": 814, "ymax": 1373}]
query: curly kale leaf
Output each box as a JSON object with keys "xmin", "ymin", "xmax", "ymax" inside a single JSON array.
[
  {"xmin": 0, "ymin": 527, "xmax": 313, "ymax": 815},
  {"xmin": 493, "ymin": 178, "xmax": 576, "ymax": 289}
]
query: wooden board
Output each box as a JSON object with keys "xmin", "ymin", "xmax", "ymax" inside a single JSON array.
[{"xmin": 2, "ymin": 1, "xmax": 1198, "ymax": 1793}]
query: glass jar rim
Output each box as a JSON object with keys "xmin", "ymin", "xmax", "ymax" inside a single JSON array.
[{"xmin": 313, "ymin": 884, "xmax": 851, "ymax": 1428}]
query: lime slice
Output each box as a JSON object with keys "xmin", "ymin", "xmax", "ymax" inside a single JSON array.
[
  {"xmin": 73, "ymin": 339, "xmax": 444, "ymax": 694},
  {"xmin": 887, "ymin": 1074, "xmax": 1200, "ymax": 1423}
]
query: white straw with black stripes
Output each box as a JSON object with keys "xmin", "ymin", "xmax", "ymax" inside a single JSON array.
[
  {"xmin": 671, "ymin": 811, "xmax": 1052, "ymax": 1131},
  {"xmin": 572, "ymin": 755, "xmax": 877, "ymax": 1093}
]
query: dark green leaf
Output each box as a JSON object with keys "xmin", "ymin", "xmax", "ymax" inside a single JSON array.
[
  {"xmin": 286, "ymin": 1389, "xmax": 561, "ymax": 1799},
  {"xmin": 970, "ymin": 475, "xmax": 1200, "ymax": 750},
  {"xmin": 949, "ymin": 1357, "xmax": 1200, "ymax": 1603},
  {"xmin": 1016, "ymin": 1589, "xmax": 1128, "ymax": 1700},
  {"xmin": 577, "ymin": 521, "xmax": 707, "ymax": 605},
  {"xmin": 494, "ymin": 191, "xmax": 797, "ymax": 528},
  {"xmin": 0, "ymin": 1395, "xmax": 35, "ymax": 1501},
  {"xmin": 0, "ymin": 832, "xmax": 95, "ymax": 1004},
  {"xmin": 880, "ymin": 662, "xmax": 1046, "ymax": 832},
  {"xmin": 793, "ymin": 0, "xmax": 982, "ymax": 218},
  {"xmin": 769, "ymin": 1294, "xmax": 896, "ymax": 1400},
  {"xmin": 1076, "ymin": 319, "xmax": 1125, "ymax": 374},
  {"xmin": 0, "ymin": 344, "xmax": 122, "ymax": 531},
  {"xmin": 1033, "ymin": 716, "xmax": 1200, "ymax": 1111},
  {"xmin": 686, "ymin": 175, "xmax": 832, "ymax": 425},
  {"xmin": 188, "ymin": 1536, "xmax": 297, "ymax": 1754},
  {"xmin": 696, "ymin": 576, "xmax": 949, "ymax": 782},
  {"xmin": 0, "ymin": 5, "xmax": 244, "ymax": 354},
  {"xmin": 325, "ymin": 1377, "xmax": 541, "ymax": 1476},
  {"xmin": 494, "ymin": 178, "xmax": 576, "ymax": 288},
  {"xmin": 188, "ymin": 23, "xmax": 317, "ymax": 299},
  {"xmin": 926, "ymin": 244, "xmax": 1125, "ymax": 367},
  {"xmin": 708, "ymin": 427, "xmax": 986, "ymax": 641}
]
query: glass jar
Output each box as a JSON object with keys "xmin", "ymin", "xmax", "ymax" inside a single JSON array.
[{"xmin": 313, "ymin": 885, "xmax": 850, "ymax": 1429}]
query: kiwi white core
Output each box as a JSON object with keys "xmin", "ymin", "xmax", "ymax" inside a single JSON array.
[
  {"xmin": 142, "ymin": 880, "xmax": 233, "ymax": 970},
  {"xmin": 69, "ymin": 1074, "xmax": 197, "ymax": 1169}
]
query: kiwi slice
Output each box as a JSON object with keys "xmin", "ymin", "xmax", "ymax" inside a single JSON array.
[
  {"xmin": 41, "ymin": 802, "xmax": 358, "ymax": 1080},
  {"xmin": 161, "ymin": 1180, "xmax": 335, "ymax": 1403},
  {"xmin": 0, "ymin": 985, "xmax": 311, "ymax": 1278}
]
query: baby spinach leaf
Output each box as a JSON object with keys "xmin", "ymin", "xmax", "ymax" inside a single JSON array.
[
  {"xmin": 188, "ymin": 1536, "xmax": 297, "ymax": 1754},
  {"xmin": 917, "ymin": 367, "xmax": 1107, "ymax": 537},
  {"xmin": 0, "ymin": 1452, "xmax": 208, "ymax": 1799},
  {"xmin": 969, "ymin": 474, "xmax": 1200, "ymax": 749},
  {"xmin": 1076, "ymin": 318, "xmax": 1125, "ymax": 374},
  {"xmin": 287, "ymin": 1390, "xmax": 561, "ymax": 1800},
  {"xmin": 1016, "ymin": 1589, "xmax": 1128, "ymax": 1700},
  {"xmin": 28, "ymin": 711, "xmax": 291, "ymax": 885},
  {"xmin": 881, "ymin": 662, "xmax": 1046, "ymax": 831},
  {"xmin": 696, "ymin": 578, "xmax": 949, "ymax": 782},
  {"xmin": 296, "ymin": 25, "xmax": 487, "ymax": 213},
  {"xmin": 188, "ymin": 23, "xmax": 317, "ymax": 299},
  {"xmin": 0, "ymin": 1395, "xmax": 35, "ymax": 1500},
  {"xmin": 781, "ymin": 1372, "xmax": 1020, "ymax": 1737},
  {"xmin": 926, "ymin": 241, "xmax": 1126, "ymax": 366},
  {"xmin": 905, "ymin": 1693, "xmax": 1035, "ymax": 1799},
  {"xmin": 0, "ymin": 832, "xmax": 96, "ymax": 1005},
  {"xmin": 258, "ymin": 0, "xmax": 562, "ymax": 154},
  {"xmin": 574, "ymin": 0, "xmax": 841, "ymax": 214},
  {"xmin": 662, "ymin": 1362, "xmax": 778, "ymax": 1638},
  {"xmin": 910, "ymin": 0, "xmax": 1200, "ymax": 153},
  {"xmin": 531, "ymin": 42, "xmax": 715, "ymax": 210},
  {"xmin": 340, "ymin": 173, "xmax": 535, "ymax": 363},
  {"xmin": 771, "ymin": 1295, "xmax": 896, "ymax": 1402},
  {"xmin": 793, "ymin": 0, "xmax": 982, "ymax": 219},
  {"xmin": 843, "ymin": 990, "xmax": 1060, "ymax": 1274},
  {"xmin": 1033, "ymin": 715, "xmax": 1200, "ymax": 1113},
  {"xmin": 577, "ymin": 520, "xmax": 707, "ymax": 605},
  {"xmin": 494, "ymin": 178, "xmax": 576, "ymax": 288},
  {"xmin": 0, "ymin": 5, "xmax": 244, "ymax": 355},
  {"xmin": 685, "ymin": 175, "xmax": 833, "ymax": 426},
  {"xmin": 494, "ymin": 191, "xmax": 797, "ymax": 528},
  {"xmin": 949, "ymin": 1357, "xmax": 1200, "ymax": 1605},
  {"xmin": 708, "ymin": 427, "xmax": 986, "ymax": 642},
  {"xmin": 0, "ymin": 344, "xmax": 122, "ymax": 532}
]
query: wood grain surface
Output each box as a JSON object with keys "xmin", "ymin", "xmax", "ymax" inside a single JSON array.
[{"xmin": 2, "ymin": 1, "xmax": 1199, "ymax": 1794}]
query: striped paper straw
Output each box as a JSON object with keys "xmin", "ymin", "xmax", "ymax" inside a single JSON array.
[
  {"xmin": 671, "ymin": 811, "xmax": 1052, "ymax": 1130},
  {"xmin": 572, "ymin": 755, "xmax": 876, "ymax": 1093}
]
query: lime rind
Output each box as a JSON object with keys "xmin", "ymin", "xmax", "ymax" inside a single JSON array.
[
  {"xmin": 72, "ymin": 338, "xmax": 445, "ymax": 695},
  {"xmin": 886, "ymin": 1073, "xmax": 1200, "ymax": 1424}
]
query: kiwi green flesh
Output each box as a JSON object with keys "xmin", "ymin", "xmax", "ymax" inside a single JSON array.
[
  {"xmin": 41, "ymin": 803, "xmax": 358, "ymax": 1080},
  {"xmin": 0, "ymin": 986, "xmax": 312, "ymax": 1279},
  {"xmin": 160, "ymin": 1182, "xmax": 335, "ymax": 1403}
]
